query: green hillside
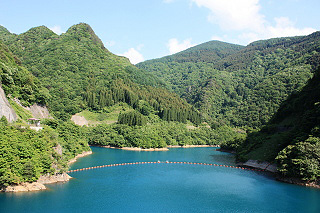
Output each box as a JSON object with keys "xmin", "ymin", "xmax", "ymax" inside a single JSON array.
[
  {"xmin": 1, "ymin": 39, "xmax": 91, "ymax": 187},
  {"xmin": 229, "ymin": 67, "xmax": 320, "ymax": 182},
  {"xmin": 138, "ymin": 33, "xmax": 320, "ymax": 127},
  {"xmin": 0, "ymin": 41, "xmax": 48, "ymax": 107},
  {"xmin": 138, "ymin": 41, "xmax": 244, "ymax": 96},
  {"xmin": 0, "ymin": 23, "xmax": 200, "ymax": 123}
]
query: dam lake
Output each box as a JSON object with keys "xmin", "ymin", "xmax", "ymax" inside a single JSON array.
[{"xmin": 1, "ymin": 147, "xmax": 320, "ymax": 212}]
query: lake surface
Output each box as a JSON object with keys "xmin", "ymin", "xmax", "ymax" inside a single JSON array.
[{"xmin": 1, "ymin": 147, "xmax": 320, "ymax": 213}]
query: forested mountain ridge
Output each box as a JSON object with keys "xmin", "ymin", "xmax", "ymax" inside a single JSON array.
[
  {"xmin": 143, "ymin": 40, "xmax": 244, "ymax": 64},
  {"xmin": 0, "ymin": 23, "xmax": 217, "ymax": 189},
  {"xmin": 225, "ymin": 67, "xmax": 320, "ymax": 182},
  {"xmin": 0, "ymin": 23, "xmax": 200, "ymax": 123},
  {"xmin": 0, "ymin": 41, "xmax": 48, "ymax": 107},
  {"xmin": 0, "ymin": 41, "xmax": 90, "ymax": 188},
  {"xmin": 138, "ymin": 32, "xmax": 320, "ymax": 127}
]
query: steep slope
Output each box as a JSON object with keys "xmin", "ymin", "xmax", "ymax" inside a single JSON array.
[
  {"xmin": 0, "ymin": 41, "xmax": 91, "ymax": 189},
  {"xmin": 0, "ymin": 41, "xmax": 49, "ymax": 121},
  {"xmin": 138, "ymin": 32, "xmax": 320, "ymax": 127},
  {"xmin": 0, "ymin": 24, "xmax": 199, "ymax": 123},
  {"xmin": 233, "ymin": 67, "xmax": 320, "ymax": 182},
  {"xmin": 0, "ymin": 85, "xmax": 17, "ymax": 122}
]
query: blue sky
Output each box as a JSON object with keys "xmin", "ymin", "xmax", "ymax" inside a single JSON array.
[{"xmin": 1, "ymin": 0, "xmax": 319, "ymax": 64}]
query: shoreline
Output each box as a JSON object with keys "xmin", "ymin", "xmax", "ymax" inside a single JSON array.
[
  {"xmin": 237, "ymin": 160, "xmax": 278, "ymax": 173},
  {"xmin": 239, "ymin": 161, "xmax": 320, "ymax": 189},
  {"xmin": 92, "ymin": 145, "xmax": 169, "ymax": 151},
  {"xmin": 68, "ymin": 150, "xmax": 93, "ymax": 165},
  {"xmin": 1, "ymin": 150, "xmax": 93, "ymax": 193},
  {"xmin": 168, "ymin": 144, "xmax": 220, "ymax": 148},
  {"xmin": 92, "ymin": 144, "xmax": 220, "ymax": 151},
  {"xmin": 217, "ymin": 150, "xmax": 320, "ymax": 189},
  {"xmin": 276, "ymin": 177, "xmax": 320, "ymax": 189}
]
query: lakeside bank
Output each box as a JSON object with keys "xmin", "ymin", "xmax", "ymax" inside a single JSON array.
[
  {"xmin": 93, "ymin": 144, "xmax": 220, "ymax": 151},
  {"xmin": 0, "ymin": 151, "xmax": 92, "ymax": 193}
]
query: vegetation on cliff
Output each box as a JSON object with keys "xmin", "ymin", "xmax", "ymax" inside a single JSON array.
[
  {"xmin": 223, "ymin": 68, "xmax": 320, "ymax": 182},
  {"xmin": 0, "ymin": 118, "xmax": 90, "ymax": 186},
  {"xmin": 0, "ymin": 41, "xmax": 48, "ymax": 106}
]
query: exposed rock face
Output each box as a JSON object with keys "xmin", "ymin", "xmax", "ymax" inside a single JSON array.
[
  {"xmin": 0, "ymin": 151, "xmax": 92, "ymax": 193},
  {"xmin": 71, "ymin": 114, "xmax": 89, "ymax": 126},
  {"xmin": 37, "ymin": 173, "xmax": 72, "ymax": 184},
  {"xmin": 29, "ymin": 104, "xmax": 52, "ymax": 119},
  {"xmin": 242, "ymin": 160, "xmax": 277, "ymax": 173},
  {"xmin": 1, "ymin": 182, "xmax": 46, "ymax": 192},
  {"xmin": 14, "ymin": 98, "xmax": 52, "ymax": 119},
  {"xmin": 0, "ymin": 85, "xmax": 17, "ymax": 122},
  {"xmin": 0, "ymin": 173, "xmax": 72, "ymax": 192}
]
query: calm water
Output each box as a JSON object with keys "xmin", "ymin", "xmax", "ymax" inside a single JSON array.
[{"xmin": 1, "ymin": 147, "xmax": 320, "ymax": 213}]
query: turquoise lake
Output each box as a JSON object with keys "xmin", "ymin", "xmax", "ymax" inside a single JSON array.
[{"xmin": 1, "ymin": 147, "xmax": 320, "ymax": 212}]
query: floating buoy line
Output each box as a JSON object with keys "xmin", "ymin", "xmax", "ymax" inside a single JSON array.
[{"xmin": 67, "ymin": 161, "xmax": 265, "ymax": 173}]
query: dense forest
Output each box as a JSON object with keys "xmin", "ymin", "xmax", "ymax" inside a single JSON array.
[
  {"xmin": 138, "ymin": 33, "xmax": 320, "ymax": 127},
  {"xmin": 0, "ymin": 41, "xmax": 48, "ymax": 106},
  {"xmin": 222, "ymin": 67, "xmax": 320, "ymax": 182},
  {"xmin": 0, "ymin": 23, "xmax": 200, "ymax": 123},
  {"xmin": 0, "ymin": 118, "xmax": 90, "ymax": 186},
  {"xmin": 138, "ymin": 32, "xmax": 320, "ymax": 183},
  {"xmin": 0, "ymin": 24, "xmax": 226, "ymax": 187},
  {"xmin": 0, "ymin": 41, "xmax": 90, "ymax": 186},
  {"xmin": 1, "ymin": 22, "xmax": 319, "ymax": 186}
]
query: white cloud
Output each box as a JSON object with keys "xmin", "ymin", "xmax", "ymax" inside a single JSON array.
[
  {"xmin": 121, "ymin": 48, "xmax": 144, "ymax": 64},
  {"xmin": 191, "ymin": 0, "xmax": 316, "ymax": 44},
  {"xmin": 266, "ymin": 17, "xmax": 315, "ymax": 38},
  {"xmin": 192, "ymin": 0, "xmax": 265, "ymax": 32},
  {"xmin": 49, "ymin": 25, "xmax": 64, "ymax": 35},
  {"xmin": 167, "ymin": 38, "xmax": 196, "ymax": 54},
  {"xmin": 239, "ymin": 17, "xmax": 316, "ymax": 43}
]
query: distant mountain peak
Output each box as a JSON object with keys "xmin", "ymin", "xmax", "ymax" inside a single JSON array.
[
  {"xmin": 20, "ymin": 25, "xmax": 56, "ymax": 41},
  {"xmin": 66, "ymin": 23, "xmax": 105, "ymax": 49},
  {"xmin": 140, "ymin": 40, "xmax": 244, "ymax": 64}
]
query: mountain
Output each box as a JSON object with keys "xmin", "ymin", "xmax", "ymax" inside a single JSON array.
[
  {"xmin": 138, "ymin": 41, "xmax": 244, "ymax": 96},
  {"xmin": 0, "ymin": 41, "xmax": 90, "ymax": 188},
  {"xmin": 147, "ymin": 40, "xmax": 244, "ymax": 64},
  {"xmin": 0, "ymin": 23, "xmax": 200, "ymax": 123},
  {"xmin": 138, "ymin": 33, "xmax": 320, "ymax": 127},
  {"xmin": 231, "ymin": 67, "xmax": 320, "ymax": 182},
  {"xmin": 0, "ymin": 40, "xmax": 49, "ymax": 110}
]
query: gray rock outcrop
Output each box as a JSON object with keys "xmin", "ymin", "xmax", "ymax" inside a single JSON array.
[
  {"xmin": 0, "ymin": 85, "xmax": 17, "ymax": 122},
  {"xmin": 243, "ymin": 160, "xmax": 277, "ymax": 173}
]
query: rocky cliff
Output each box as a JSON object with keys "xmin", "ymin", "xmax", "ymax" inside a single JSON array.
[{"xmin": 0, "ymin": 85, "xmax": 17, "ymax": 122}]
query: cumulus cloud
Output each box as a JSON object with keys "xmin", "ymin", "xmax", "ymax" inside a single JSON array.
[
  {"xmin": 49, "ymin": 25, "xmax": 64, "ymax": 35},
  {"xmin": 167, "ymin": 38, "xmax": 196, "ymax": 54},
  {"xmin": 192, "ymin": 0, "xmax": 265, "ymax": 32},
  {"xmin": 192, "ymin": 0, "xmax": 316, "ymax": 44},
  {"xmin": 239, "ymin": 17, "xmax": 316, "ymax": 43},
  {"xmin": 266, "ymin": 17, "xmax": 315, "ymax": 38},
  {"xmin": 121, "ymin": 48, "xmax": 144, "ymax": 64}
]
